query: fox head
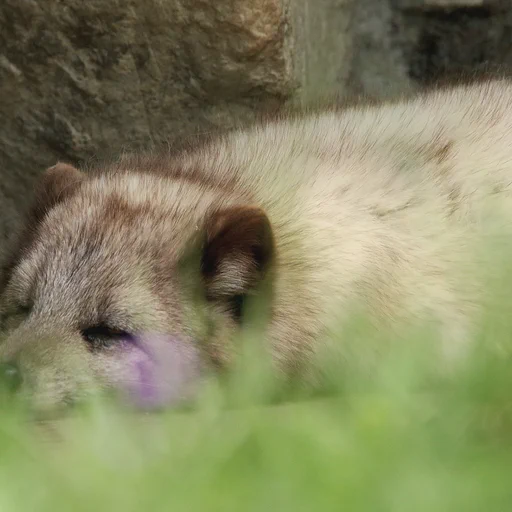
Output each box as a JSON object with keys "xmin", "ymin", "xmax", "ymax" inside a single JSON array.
[{"xmin": 0, "ymin": 161, "xmax": 275, "ymax": 413}]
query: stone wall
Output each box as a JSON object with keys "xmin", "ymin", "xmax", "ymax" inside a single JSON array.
[
  {"xmin": 1, "ymin": 0, "xmax": 511, "ymax": 264},
  {"xmin": 349, "ymin": 0, "xmax": 512, "ymax": 98}
]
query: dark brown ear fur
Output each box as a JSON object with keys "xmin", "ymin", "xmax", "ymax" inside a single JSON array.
[
  {"xmin": 0, "ymin": 162, "xmax": 84, "ymax": 289},
  {"xmin": 201, "ymin": 206, "xmax": 274, "ymax": 298}
]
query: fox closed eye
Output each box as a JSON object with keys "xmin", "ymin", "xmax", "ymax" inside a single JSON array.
[{"xmin": 81, "ymin": 324, "xmax": 133, "ymax": 351}]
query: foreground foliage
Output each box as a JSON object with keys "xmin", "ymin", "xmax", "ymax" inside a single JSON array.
[{"xmin": 2, "ymin": 249, "xmax": 512, "ymax": 511}]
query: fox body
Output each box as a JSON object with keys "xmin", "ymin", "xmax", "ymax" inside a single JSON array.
[{"xmin": 2, "ymin": 78, "xmax": 512, "ymax": 410}]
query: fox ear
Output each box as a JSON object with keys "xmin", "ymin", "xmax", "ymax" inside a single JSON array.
[
  {"xmin": 0, "ymin": 162, "xmax": 84, "ymax": 289},
  {"xmin": 31, "ymin": 162, "xmax": 85, "ymax": 224},
  {"xmin": 200, "ymin": 205, "xmax": 275, "ymax": 303}
]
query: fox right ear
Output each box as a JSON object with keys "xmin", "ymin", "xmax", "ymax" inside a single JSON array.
[
  {"xmin": 200, "ymin": 205, "xmax": 275, "ymax": 322},
  {"xmin": 31, "ymin": 162, "xmax": 85, "ymax": 224},
  {"xmin": 177, "ymin": 205, "xmax": 275, "ymax": 322}
]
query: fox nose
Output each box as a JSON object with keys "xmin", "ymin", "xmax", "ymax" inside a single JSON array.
[{"xmin": 0, "ymin": 362, "xmax": 23, "ymax": 393}]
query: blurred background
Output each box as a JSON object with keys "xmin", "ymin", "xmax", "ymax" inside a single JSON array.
[{"xmin": 1, "ymin": 0, "xmax": 511, "ymax": 265}]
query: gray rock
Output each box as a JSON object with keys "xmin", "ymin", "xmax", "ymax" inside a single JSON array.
[
  {"xmin": 400, "ymin": 2, "xmax": 512, "ymax": 85},
  {"xmin": 291, "ymin": 0, "xmax": 354, "ymax": 104},
  {"xmin": 349, "ymin": 0, "xmax": 512, "ymax": 100},
  {"xmin": 348, "ymin": 0, "xmax": 417, "ymax": 100},
  {"xmin": 397, "ymin": 0, "xmax": 490, "ymax": 7}
]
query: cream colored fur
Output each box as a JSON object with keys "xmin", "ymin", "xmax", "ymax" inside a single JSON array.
[{"xmin": 2, "ymin": 78, "xmax": 512, "ymax": 409}]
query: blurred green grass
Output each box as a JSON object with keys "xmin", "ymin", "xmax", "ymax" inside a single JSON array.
[{"xmin": 2, "ymin": 243, "xmax": 512, "ymax": 511}]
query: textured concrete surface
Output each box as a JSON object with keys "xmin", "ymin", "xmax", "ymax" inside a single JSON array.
[
  {"xmin": 399, "ymin": 2, "xmax": 512, "ymax": 84},
  {"xmin": 348, "ymin": 0, "xmax": 416, "ymax": 100},
  {"xmin": 349, "ymin": 0, "xmax": 512, "ymax": 99},
  {"xmin": 398, "ymin": 0, "xmax": 490, "ymax": 7},
  {"xmin": 291, "ymin": 0, "xmax": 354, "ymax": 103}
]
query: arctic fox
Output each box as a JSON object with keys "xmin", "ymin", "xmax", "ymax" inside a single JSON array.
[{"xmin": 2, "ymin": 78, "xmax": 512, "ymax": 411}]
